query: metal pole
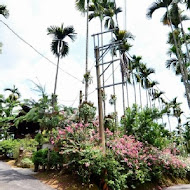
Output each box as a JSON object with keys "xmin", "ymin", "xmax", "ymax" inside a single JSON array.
[{"xmin": 95, "ymin": 47, "xmax": 106, "ymax": 154}]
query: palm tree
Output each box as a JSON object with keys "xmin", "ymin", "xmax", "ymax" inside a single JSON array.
[
  {"xmin": 160, "ymin": 2, "xmax": 190, "ymax": 63},
  {"xmin": 4, "ymin": 85, "xmax": 20, "ymax": 101},
  {"xmin": 103, "ymin": 1, "xmax": 122, "ymax": 29},
  {"xmin": 139, "ymin": 63, "xmax": 155, "ymax": 107},
  {"xmin": 147, "ymin": 81, "xmax": 159, "ymax": 108},
  {"xmin": 0, "ymin": 5, "xmax": 9, "ymax": 53},
  {"xmin": 131, "ymin": 55, "xmax": 144, "ymax": 107},
  {"xmin": 0, "ymin": 5, "xmax": 9, "ymax": 18},
  {"xmin": 169, "ymin": 97, "xmax": 183, "ymax": 137},
  {"xmin": 4, "ymin": 85, "xmax": 20, "ymax": 117},
  {"xmin": 76, "ymin": 0, "xmax": 91, "ymax": 101},
  {"xmin": 152, "ymin": 89, "xmax": 165, "ymax": 108},
  {"xmin": 147, "ymin": 0, "xmax": 190, "ymax": 109},
  {"xmin": 112, "ymin": 29, "xmax": 134, "ymax": 107},
  {"xmin": 47, "ymin": 24, "xmax": 76, "ymax": 96}
]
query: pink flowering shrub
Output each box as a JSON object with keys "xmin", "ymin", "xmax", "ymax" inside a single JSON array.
[{"xmin": 51, "ymin": 120, "xmax": 188, "ymax": 189}]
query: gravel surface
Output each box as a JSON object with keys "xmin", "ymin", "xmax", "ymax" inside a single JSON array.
[{"xmin": 0, "ymin": 161, "xmax": 54, "ymax": 190}]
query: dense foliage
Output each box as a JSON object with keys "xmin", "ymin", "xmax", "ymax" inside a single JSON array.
[{"xmin": 121, "ymin": 105, "xmax": 171, "ymax": 149}]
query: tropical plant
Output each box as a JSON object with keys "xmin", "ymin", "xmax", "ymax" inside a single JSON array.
[
  {"xmin": 0, "ymin": 5, "xmax": 9, "ymax": 18},
  {"xmin": 138, "ymin": 63, "xmax": 156, "ymax": 107},
  {"xmin": 79, "ymin": 101, "xmax": 96, "ymax": 123},
  {"xmin": 146, "ymin": 0, "xmax": 190, "ymax": 108},
  {"xmin": 121, "ymin": 104, "xmax": 171, "ymax": 149},
  {"xmin": 0, "ymin": 5, "xmax": 9, "ymax": 53},
  {"xmin": 112, "ymin": 29, "xmax": 134, "ymax": 107},
  {"xmin": 47, "ymin": 23, "xmax": 76, "ymax": 96},
  {"xmin": 76, "ymin": 0, "xmax": 91, "ymax": 101}
]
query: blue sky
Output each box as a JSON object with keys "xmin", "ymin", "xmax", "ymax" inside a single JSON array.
[{"xmin": 0, "ymin": 0, "xmax": 189, "ymax": 129}]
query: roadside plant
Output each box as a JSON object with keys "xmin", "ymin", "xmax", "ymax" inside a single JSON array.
[{"xmin": 79, "ymin": 101, "xmax": 96, "ymax": 123}]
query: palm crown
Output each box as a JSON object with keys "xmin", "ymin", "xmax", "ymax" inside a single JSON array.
[
  {"xmin": 0, "ymin": 5, "xmax": 9, "ymax": 18},
  {"xmin": 47, "ymin": 24, "xmax": 76, "ymax": 58}
]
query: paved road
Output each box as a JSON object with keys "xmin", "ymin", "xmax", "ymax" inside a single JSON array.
[
  {"xmin": 0, "ymin": 161, "xmax": 54, "ymax": 190},
  {"xmin": 164, "ymin": 184, "xmax": 190, "ymax": 189}
]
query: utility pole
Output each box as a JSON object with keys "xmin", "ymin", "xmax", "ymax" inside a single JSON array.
[{"xmin": 95, "ymin": 47, "xmax": 106, "ymax": 154}]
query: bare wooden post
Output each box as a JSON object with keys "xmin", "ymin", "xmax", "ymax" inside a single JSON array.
[{"xmin": 95, "ymin": 47, "xmax": 106, "ymax": 154}]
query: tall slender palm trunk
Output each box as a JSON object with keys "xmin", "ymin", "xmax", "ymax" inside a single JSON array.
[
  {"xmin": 146, "ymin": 89, "xmax": 149, "ymax": 107},
  {"xmin": 111, "ymin": 31, "xmax": 117, "ymax": 127},
  {"xmin": 139, "ymin": 80, "xmax": 142, "ymax": 107},
  {"xmin": 122, "ymin": 77, "xmax": 126, "ymax": 114},
  {"xmin": 85, "ymin": 0, "xmax": 89, "ymax": 101},
  {"xmin": 179, "ymin": 13, "xmax": 190, "ymax": 63},
  {"xmin": 132, "ymin": 74, "xmax": 137, "ymax": 104},
  {"xmin": 167, "ymin": 114, "xmax": 172, "ymax": 132},
  {"xmin": 100, "ymin": 20, "xmax": 106, "ymax": 117},
  {"xmin": 125, "ymin": 79, "xmax": 130, "ymax": 107},
  {"xmin": 148, "ymin": 89, "xmax": 152, "ymax": 108},
  {"xmin": 166, "ymin": 6, "xmax": 190, "ymax": 109},
  {"xmin": 124, "ymin": 0, "xmax": 127, "ymax": 29},
  {"xmin": 54, "ymin": 41, "xmax": 61, "ymax": 95}
]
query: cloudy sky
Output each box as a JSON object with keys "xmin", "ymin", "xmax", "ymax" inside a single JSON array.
[{"xmin": 0, "ymin": 0, "xmax": 189, "ymax": 129}]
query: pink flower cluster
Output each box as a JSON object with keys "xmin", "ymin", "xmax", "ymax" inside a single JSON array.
[
  {"xmin": 108, "ymin": 135, "xmax": 186, "ymax": 171},
  {"xmin": 51, "ymin": 120, "xmax": 187, "ymax": 173}
]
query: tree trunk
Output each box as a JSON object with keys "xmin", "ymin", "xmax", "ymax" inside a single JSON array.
[
  {"xmin": 148, "ymin": 89, "xmax": 152, "ymax": 108},
  {"xmin": 53, "ymin": 41, "xmax": 61, "ymax": 95},
  {"xmin": 95, "ymin": 48, "xmax": 106, "ymax": 154},
  {"xmin": 167, "ymin": 114, "xmax": 172, "ymax": 132},
  {"xmin": 166, "ymin": 6, "xmax": 190, "ymax": 109},
  {"xmin": 125, "ymin": 79, "xmax": 130, "ymax": 107},
  {"xmin": 179, "ymin": 14, "xmax": 190, "ymax": 63},
  {"xmin": 100, "ymin": 20, "xmax": 106, "ymax": 117},
  {"xmin": 146, "ymin": 89, "xmax": 149, "ymax": 107},
  {"xmin": 124, "ymin": 0, "xmax": 127, "ymax": 29},
  {"xmin": 85, "ymin": 0, "xmax": 89, "ymax": 101},
  {"xmin": 122, "ymin": 77, "xmax": 126, "ymax": 114},
  {"xmin": 111, "ymin": 31, "xmax": 117, "ymax": 128},
  {"xmin": 132, "ymin": 74, "xmax": 137, "ymax": 104},
  {"xmin": 139, "ymin": 80, "xmax": 142, "ymax": 107}
]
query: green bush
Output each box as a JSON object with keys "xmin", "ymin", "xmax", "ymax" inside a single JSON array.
[
  {"xmin": 13, "ymin": 138, "xmax": 38, "ymax": 160},
  {"xmin": 32, "ymin": 148, "xmax": 63, "ymax": 169},
  {"xmin": 35, "ymin": 133, "xmax": 45, "ymax": 145},
  {"xmin": 32, "ymin": 148, "xmax": 48, "ymax": 165},
  {"xmin": 121, "ymin": 104, "xmax": 171, "ymax": 149},
  {"xmin": 79, "ymin": 102, "xmax": 96, "ymax": 122},
  {"xmin": 0, "ymin": 138, "xmax": 38, "ymax": 160},
  {"xmin": 20, "ymin": 158, "xmax": 33, "ymax": 168},
  {"xmin": 0, "ymin": 139, "xmax": 19, "ymax": 158}
]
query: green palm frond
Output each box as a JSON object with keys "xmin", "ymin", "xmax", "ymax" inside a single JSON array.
[
  {"xmin": 64, "ymin": 26, "xmax": 76, "ymax": 41},
  {"xmin": 0, "ymin": 5, "xmax": 9, "ymax": 18},
  {"xmin": 147, "ymin": 0, "xmax": 168, "ymax": 18},
  {"xmin": 75, "ymin": 0, "xmax": 86, "ymax": 12},
  {"xmin": 166, "ymin": 58, "xmax": 178, "ymax": 69},
  {"xmin": 50, "ymin": 40, "xmax": 69, "ymax": 58},
  {"xmin": 47, "ymin": 23, "xmax": 76, "ymax": 58}
]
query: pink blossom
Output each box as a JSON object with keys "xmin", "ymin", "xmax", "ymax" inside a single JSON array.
[
  {"xmin": 84, "ymin": 123, "xmax": 90, "ymax": 127},
  {"xmin": 85, "ymin": 162, "xmax": 90, "ymax": 167},
  {"xmin": 65, "ymin": 126, "xmax": 73, "ymax": 133}
]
